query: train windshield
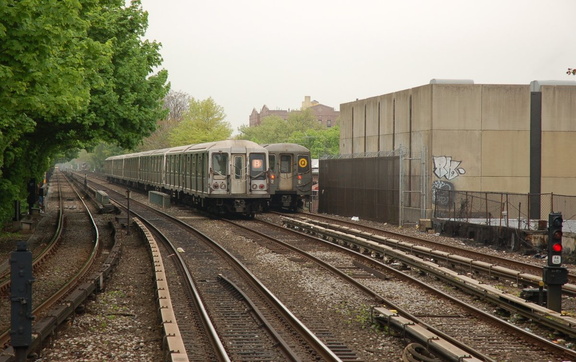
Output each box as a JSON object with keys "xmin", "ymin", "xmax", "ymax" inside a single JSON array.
[
  {"xmin": 280, "ymin": 155, "xmax": 291, "ymax": 173},
  {"xmin": 249, "ymin": 153, "xmax": 266, "ymax": 180},
  {"xmin": 212, "ymin": 153, "xmax": 228, "ymax": 175}
]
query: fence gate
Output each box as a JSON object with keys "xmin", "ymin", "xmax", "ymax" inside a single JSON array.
[{"xmin": 318, "ymin": 156, "xmax": 400, "ymax": 224}]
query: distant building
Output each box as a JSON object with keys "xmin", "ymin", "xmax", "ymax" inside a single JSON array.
[{"xmin": 249, "ymin": 96, "xmax": 339, "ymax": 127}]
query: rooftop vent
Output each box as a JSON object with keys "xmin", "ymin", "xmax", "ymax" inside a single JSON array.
[{"xmin": 429, "ymin": 79, "xmax": 474, "ymax": 85}]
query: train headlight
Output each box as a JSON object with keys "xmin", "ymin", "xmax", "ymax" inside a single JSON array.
[
  {"xmin": 252, "ymin": 184, "xmax": 257, "ymax": 190},
  {"xmin": 212, "ymin": 182, "xmax": 219, "ymax": 189},
  {"xmin": 220, "ymin": 182, "xmax": 226, "ymax": 190}
]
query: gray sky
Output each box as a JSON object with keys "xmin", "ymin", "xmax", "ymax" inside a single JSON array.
[{"xmin": 140, "ymin": 0, "xmax": 576, "ymax": 133}]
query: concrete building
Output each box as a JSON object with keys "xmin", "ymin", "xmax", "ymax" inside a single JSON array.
[
  {"xmin": 337, "ymin": 80, "xmax": 576, "ymax": 223},
  {"xmin": 249, "ymin": 96, "xmax": 339, "ymax": 127}
]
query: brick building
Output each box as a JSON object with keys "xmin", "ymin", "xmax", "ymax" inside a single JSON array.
[{"xmin": 249, "ymin": 96, "xmax": 339, "ymax": 127}]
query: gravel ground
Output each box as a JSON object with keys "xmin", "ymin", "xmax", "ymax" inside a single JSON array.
[
  {"xmin": 191, "ymin": 218, "xmax": 409, "ymax": 361},
  {"xmin": 0, "ymin": 197, "xmax": 165, "ymax": 362},
  {"xmin": 34, "ymin": 222, "xmax": 164, "ymax": 361}
]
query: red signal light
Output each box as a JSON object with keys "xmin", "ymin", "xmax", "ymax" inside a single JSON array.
[
  {"xmin": 552, "ymin": 243, "xmax": 563, "ymax": 253},
  {"xmin": 297, "ymin": 174, "xmax": 302, "ymax": 180}
]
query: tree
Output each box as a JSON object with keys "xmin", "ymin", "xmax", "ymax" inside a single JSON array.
[
  {"xmin": 163, "ymin": 90, "xmax": 191, "ymax": 121},
  {"xmin": 137, "ymin": 90, "xmax": 190, "ymax": 151},
  {"xmin": 237, "ymin": 108, "xmax": 325, "ymax": 144},
  {"xmin": 237, "ymin": 116, "xmax": 290, "ymax": 144},
  {"xmin": 88, "ymin": 143, "xmax": 125, "ymax": 172},
  {"xmin": 285, "ymin": 108, "xmax": 324, "ymax": 134},
  {"xmin": 289, "ymin": 126, "xmax": 340, "ymax": 158},
  {"xmin": 169, "ymin": 97, "xmax": 232, "ymax": 146},
  {"xmin": 0, "ymin": 0, "xmax": 169, "ymax": 225}
]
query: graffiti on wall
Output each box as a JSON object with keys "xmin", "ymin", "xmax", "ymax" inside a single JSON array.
[
  {"xmin": 433, "ymin": 156, "xmax": 466, "ymax": 180},
  {"xmin": 432, "ymin": 180, "xmax": 454, "ymax": 206}
]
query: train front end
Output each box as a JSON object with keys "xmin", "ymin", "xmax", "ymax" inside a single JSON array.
[{"xmin": 208, "ymin": 140, "xmax": 269, "ymax": 217}]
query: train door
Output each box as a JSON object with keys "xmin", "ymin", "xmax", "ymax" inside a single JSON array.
[
  {"xmin": 268, "ymin": 154, "xmax": 278, "ymax": 193},
  {"xmin": 192, "ymin": 154, "xmax": 198, "ymax": 192},
  {"xmin": 200, "ymin": 153, "xmax": 206, "ymax": 194},
  {"xmin": 231, "ymin": 154, "xmax": 246, "ymax": 194},
  {"xmin": 278, "ymin": 154, "xmax": 293, "ymax": 191}
]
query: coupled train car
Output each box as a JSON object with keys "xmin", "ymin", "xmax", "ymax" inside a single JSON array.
[
  {"xmin": 104, "ymin": 140, "xmax": 269, "ymax": 217},
  {"xmin": 263, "ymin": 143, "xmax": 312, "ymax": 212}
]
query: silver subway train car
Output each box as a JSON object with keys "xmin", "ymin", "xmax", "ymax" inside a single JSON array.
[
  {"xmin": 263, "ymin": 143, "xmax": 312, "ymax": 212},
  {"xmin": 104, "ymin": 140, "xmax": 269, "ymax": 217}
]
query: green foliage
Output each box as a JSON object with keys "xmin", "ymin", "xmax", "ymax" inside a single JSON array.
[
  {"xmin": 237, "ymin": 109, "xmax": 340, "ymax": 159},
  {"xmin": 237, "ymin": 109, "xmax": 324, "ymax": 143},
  {"xmin": 286, "ymin": 108, "xmax": 325, "ymax": 133},
  {"xmin": 289, "ymin": 126, "xmax": 341, "ymax": 158},
  {"xmin": 60, "ymin": 144, "xmax": 123, "ymax": 172},
  {"xmin": 0, "ymin": 0, "xmax": 169, "ymax": 226},
  {"xmin": 89, "ymin": 143, "xmax": 125, "ymax": 171},
  {"xmin": 237, "ymin": 116, "xmax": 290, "ymax": 144},
  {"xmin": 169, "ymin": 97, "xmax": 232, "ymax": 146}
]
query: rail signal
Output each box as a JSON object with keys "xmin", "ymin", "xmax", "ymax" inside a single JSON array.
[
  {"xmin": 548, "ymin": 212, "xmax": 563, "ymax": 266},
  {"xmin": 543, "ymin": 212, "xmax": 568, "ymax": 312}
]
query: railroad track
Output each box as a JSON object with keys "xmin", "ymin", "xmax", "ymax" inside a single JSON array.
[
  {"xmin": 297, "ymin": 212, "xmax": 576, "ymax": 292},
  {"xmin": 0, "ymin": 172, "xmax": 103, "ymax": 358},
  {"xmin": 86, "ymin": 176, "xmax": 342, "ymax": 361},
  {"xmin": 78, "ymin": 171, "xmax": 576, "ymax": 360},
  {"xmin": 280, "ymin": 215, "xmax": 576, "ymax": 336},
  {"xmin": 252, "ymin": 213, "xmax": 576, "ymax": 360}
]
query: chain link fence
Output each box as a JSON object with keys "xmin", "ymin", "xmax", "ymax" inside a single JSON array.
[{"xmin": 433, "ymin": 189, "xmax": 576, "ymax": 233}]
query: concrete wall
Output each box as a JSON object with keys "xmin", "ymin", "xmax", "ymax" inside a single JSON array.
[
  {"xmin": 429, "ymin": 84, "xmax": 531, "ymax": 194},
  {"xmin": 339, "ymin": 82, "xmax": 576, "ymax": 224},
  {"xmin": 541, "ymin": 86, "xmax": 576, "ymax": 195}
]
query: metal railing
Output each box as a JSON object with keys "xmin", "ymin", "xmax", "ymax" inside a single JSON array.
[{"xmin": 433, "ymin": 190, "xmax": 576, "ymax": 233}]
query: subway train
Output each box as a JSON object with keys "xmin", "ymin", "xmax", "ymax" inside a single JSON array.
[
  {"xmin": 104, "ymin": 140, "xmax": 269, "ymax": 217},
  {"xmin": 263, "ymin": 143, "xmax": 312, "ymax": 212}
]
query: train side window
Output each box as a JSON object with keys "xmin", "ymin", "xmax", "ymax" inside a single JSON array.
[
  {"xmin": 280, "ymin": 155, "xmax": 291, "ymax": 173},
  {"xmin": 234, "ymin": 156, "xmax": 243, "ymax": 179},
  {"xmin": 212, "ymin": 153, "xmax": 228, "ymax": 176}
]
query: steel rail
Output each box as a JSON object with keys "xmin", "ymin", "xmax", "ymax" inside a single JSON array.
[
  {"xmin": 299, "ymin": 212, "xmax": 576, "ymax": 292},
  {"xmin": 111, "ymin": 201, "xmax": 229, "ymax": 362},
  {"xmin": 103, "ymin": 189, "xmax": 341, "ymax": 361},
  {"xmin": 230, "ymin": 218, "xmax": 490, "ymax": 362},
  {"xmin": 1, "ymin": 172, "xmax": 100, "ymax": 355},
  {"xmin": 0, "ymin": 174, "xmax": 65, "ymax": 293},
  {"xmin": 282, "ymin": 216, "xmax": 576, "ymax": 359}
]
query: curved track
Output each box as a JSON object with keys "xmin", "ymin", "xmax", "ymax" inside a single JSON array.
[
  {"xmin": 91, "ymin": 176, "xmax": 341, "ymax": 361},
  {"xmin": 1, "ymin": 172, "xmax": 100, "ymax": 356}
]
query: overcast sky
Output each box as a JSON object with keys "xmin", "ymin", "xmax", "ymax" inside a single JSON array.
[{"xmin": 139, "ymin": 0, "xmax": 576, "ymax": 133}]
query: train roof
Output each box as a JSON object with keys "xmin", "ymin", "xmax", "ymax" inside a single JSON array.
[
  {"xmin": 262, "ymin": 143, "xmax": 310, "ymax": 153},
  {"xmin": 105, "ymin": 140, "xmax": 266, "ymax": 161}
]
